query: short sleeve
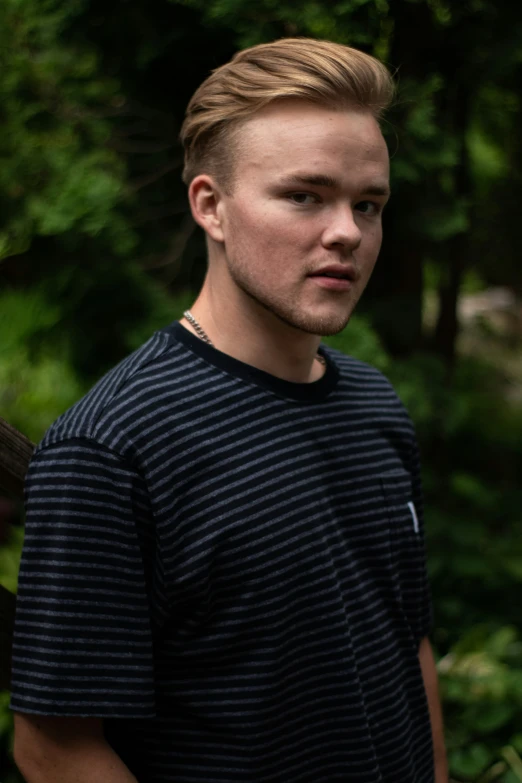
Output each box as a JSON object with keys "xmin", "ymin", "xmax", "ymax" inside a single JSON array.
[{"xmin": 10, "ymin": 438, "xmax": 156, "ymax": 718}]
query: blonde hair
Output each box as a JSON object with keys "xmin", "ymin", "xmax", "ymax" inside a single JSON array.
[{"xmin": 181, "ymin": 37, "xmax": 394, "ymax": 189}]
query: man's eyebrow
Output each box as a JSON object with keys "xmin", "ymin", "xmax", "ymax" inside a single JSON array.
[
  {"xmin": 364, "ymin": 184, "xmax": 391, "ymax": 197},
  {"xmin": 279, "ymin": 174, "xmax": 340, "ymax": 189},
  {"xmin": 278, "ymin": 174, "xmax": 391, "ymax": 197}
]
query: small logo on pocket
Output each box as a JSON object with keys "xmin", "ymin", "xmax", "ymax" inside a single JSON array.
[{"xmin": 407, "ymin": 501, "xmax": 419, "ymax": 534}]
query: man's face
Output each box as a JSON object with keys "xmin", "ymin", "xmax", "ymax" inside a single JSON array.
[{"xmin": 215, "ymin": 100, "xmax": 390, "ymax": 336}]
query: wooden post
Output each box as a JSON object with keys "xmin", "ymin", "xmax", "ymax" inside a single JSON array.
[
  {"xmin": 0, "ymin": 417, "xmax": 34, "ymax": 690},
  {"xmin": 0, "ymin": 417, "xmax": 34, "ymax": 499}
]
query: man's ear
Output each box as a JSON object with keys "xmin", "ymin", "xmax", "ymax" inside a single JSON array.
[{"xmin": 188, "ymin": 175, "xmax": 225, "ymax": 243}]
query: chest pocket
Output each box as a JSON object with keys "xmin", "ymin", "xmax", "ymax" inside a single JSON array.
[
  {"xmin": 381, "ymin": 470, "xmax": 423, "ymax": 577},
  {"xmin": 380, "ymin": 468, "xmax": 426, "ymax": 614},
  {"xmin": 380, "ymin": 466, "xmax": 420, "ymax": 542}
]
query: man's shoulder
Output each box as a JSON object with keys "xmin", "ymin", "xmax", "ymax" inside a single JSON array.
[
  {"xmin": 39, "ymin": 327, "xmax": 190, "ymax": 458},
  {"xmin": 324, "ymin": 345, "xmax": 414, "ymax": 428},
  {"xmin": 323, "ymin": 347, "xmax": 418, "ymax": 470},
  {"xmin": 325, "ymin": 345, "xmax": 399, "ymax": 395}
]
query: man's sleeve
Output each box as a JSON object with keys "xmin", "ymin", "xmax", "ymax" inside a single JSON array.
[{"xmin": 9, "ymin": 438, "xmax": 156, "ymax": 718}]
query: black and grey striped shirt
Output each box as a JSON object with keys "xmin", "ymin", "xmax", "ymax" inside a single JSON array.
[{"xmin": 11, "ymin": 322, "xmax": 434, "ymax": 782}]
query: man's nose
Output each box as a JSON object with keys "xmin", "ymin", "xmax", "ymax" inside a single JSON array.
[{"xmin": 321, "ymin": 206, "xmax": 362, "ymax": 251}]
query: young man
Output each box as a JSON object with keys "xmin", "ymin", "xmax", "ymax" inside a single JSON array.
[{"xmin": 11, "ymin": 38, "xmax": 447, "ymax": 782}]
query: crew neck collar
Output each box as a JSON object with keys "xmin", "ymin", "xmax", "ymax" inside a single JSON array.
[{"xmin": 161, "ymin": 321, "xmax": 339, "ymax": 403}]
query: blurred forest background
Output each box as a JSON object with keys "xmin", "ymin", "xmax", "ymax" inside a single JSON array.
[{"xmin": 1, "ymin": 0, "xmax": 522, "ymax": 780}]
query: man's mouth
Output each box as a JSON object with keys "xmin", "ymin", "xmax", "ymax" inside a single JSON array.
[
  {"xmin": 308, "ymin": 265, "xmax": 356, "ymax": 289},
  {"xmin": 308, "ymin": 264, "xmax": 356, "ymax": 281}
]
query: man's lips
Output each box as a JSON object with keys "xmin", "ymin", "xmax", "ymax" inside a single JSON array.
[
  {"xmin": 307, "ymin": 264, "xmax": 357, "ymax": 291},
  {"xmin": 308, "ymin": 264, "xmax": 357, "ymax": 280}
]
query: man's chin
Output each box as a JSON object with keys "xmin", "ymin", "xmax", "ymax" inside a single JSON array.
[
  {"xmin": 236, "ymin": 284, "xmax": 354, "ymax": 337},
  {"xmin": 289, "ymin": 314, "xmax": 353, "ymax": 337}
]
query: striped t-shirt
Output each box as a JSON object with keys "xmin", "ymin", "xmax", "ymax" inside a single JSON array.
[{"xmin": 11, "ymin": 322, "xmax": 434, "ymax": 782}]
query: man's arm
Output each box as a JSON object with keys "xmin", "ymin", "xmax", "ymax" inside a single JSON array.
[
  {"xmin": 13, "ymin": 714, "xmax": 138, "ymax": 783},
  {"xmin": 418, "ymin": 636, "xmax": 448, "ymax": 783}
]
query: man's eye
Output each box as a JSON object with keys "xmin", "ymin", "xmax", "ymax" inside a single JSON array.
[
  {"xmin": 288, "ymin": 193, "xmax": 319, "ymax": 205},
  {"xmin": 356, "ymin": 201, "xmax": 381, "ymax": 216}
]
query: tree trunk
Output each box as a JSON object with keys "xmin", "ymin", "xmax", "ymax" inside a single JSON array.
[
  {"xmin": 433, "ymin": 234, "xmax": 467, "ymax": 372},
  {"xmin": 366, "ymin": 0, "xmax": 438, "ymax": 356},
  {"xmin": 433, "ymin": 88, "xmax": 472, "ymax": 372},
  {"xmin": 0, "ymin": 417, "xmax": 34, "ymax": 499}
]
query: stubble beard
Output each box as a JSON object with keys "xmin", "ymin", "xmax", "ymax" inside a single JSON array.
[{"xmin": 227, "ymin": 262, "xmax": 358, "ymax": 337}]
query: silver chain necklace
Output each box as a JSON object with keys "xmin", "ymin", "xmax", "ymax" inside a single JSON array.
[{"xmin": 183, "ymin": 310, "xmax": 326, "ymax": 366}]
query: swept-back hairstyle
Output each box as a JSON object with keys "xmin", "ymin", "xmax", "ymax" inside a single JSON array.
[{"xmin": 181, "ymin": 37, "xmax": 394, "ymax": 188}]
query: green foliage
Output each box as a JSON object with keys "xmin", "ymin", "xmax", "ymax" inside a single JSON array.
[
  {"xmin": 0, "ymin": 289, "xmax": 84, "ymax": 439},
  {"xmin": 0, "ymin": 289, "xmax": 60, "ymax": 352},
  {"xmin": 0, "ymin": 350, "xmax": 84, "ymax": 443},
  {"xmin": 323, "ymin": 314, "xmax": 391, "ymax": 371},
  {"xmin": 0, "ymin": 527, "xmax": 24, "ymax": 596},
  {"xmin": 440, "ymin": 627, "xmax": 522, "ymax": 780},
  {"xmin": 0, "ymin": 0, "xmax": 132, "ymax": 260},
  {"xmin": 174, "ymin": 0, "xmax": 388, "ymax": 49}
]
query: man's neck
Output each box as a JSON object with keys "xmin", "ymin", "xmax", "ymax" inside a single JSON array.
[{"xmin": 181, "ymin": 286, "xmax": 325, "ymax": 384}]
